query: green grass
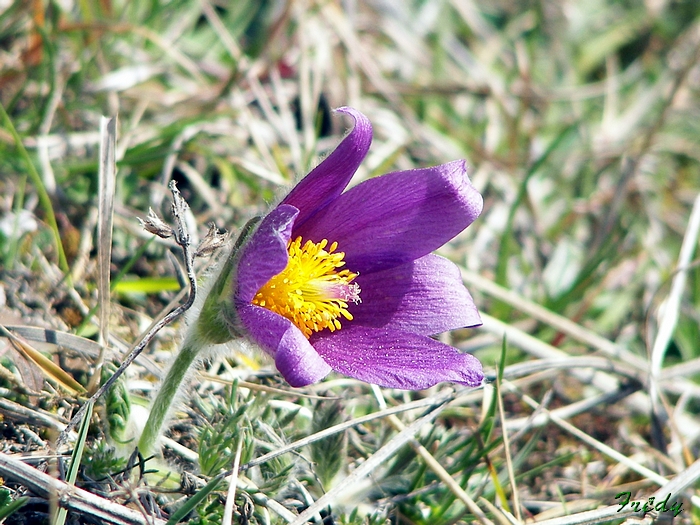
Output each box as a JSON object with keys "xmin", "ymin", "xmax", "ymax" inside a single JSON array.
[{"xmin": 1, "ymin": 0, "xmax": 700, "ymax": 524}]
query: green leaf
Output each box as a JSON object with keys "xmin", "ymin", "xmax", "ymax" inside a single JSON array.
[{"xmin": 113, "ymin": 277, "xmax": 182, "ymax": 294}]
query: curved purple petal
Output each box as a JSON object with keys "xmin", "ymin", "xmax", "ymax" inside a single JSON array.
[
  {"xmin": 311, "ymin": 327, "xmax": 483, "ymax": 390},
  {"xmin": 233, "ymin": 205, "xmax": 298, "ymax": 304},
  {"xmin": 293, "ymin": 160, "xmax": 483, "ymax": 274},
  {"xmin": 281, "ymin": 107, "xmax": 372, "ymax": 229},
  {"xmin": 237, "ymin": 304, "xmax": 332, "ymax": 387},
  {"xmin": 350, "ymin": 254, "xmax": 481, "ymax": 334}
]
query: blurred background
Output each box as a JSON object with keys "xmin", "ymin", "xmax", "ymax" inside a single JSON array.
[{"xmin": 2, "ymin": 0, "xmax": 700, "ymax": 524}]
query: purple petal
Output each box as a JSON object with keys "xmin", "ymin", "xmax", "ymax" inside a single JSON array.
[
  {"xmin": 311, "ymin": 327, "xmax": 484, "ymax": 390},
  {"xmin": 237, "ymin": 304, "xmax": 332, "ymax": 387},
  {"xmin": 294, "ymin": 160, "xmax": 483, "ymax": 274},
  {"xmin": 281, "ymin": 107, "xmax": 372, "ymax": 229},
  {"xmin": 350, "ymin": 254, "xmax": 481, "ymax": 334},
  {"xmin": 233, "ymin": 205, "xmax": 298, "ymax": 304}
]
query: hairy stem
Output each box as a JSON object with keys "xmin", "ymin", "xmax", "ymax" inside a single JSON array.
[{"xmin": 138, "ymin": 333, "xmax": 203, "ymax": 457}]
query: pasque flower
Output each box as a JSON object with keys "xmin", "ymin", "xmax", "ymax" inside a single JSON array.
[
  {"xmin": 137, "ymin": 107, "xmax": 484, "ymax": 456},
  {"xmin": 228, "ymin": 107, "xmax": 484, "ymax": 390}
]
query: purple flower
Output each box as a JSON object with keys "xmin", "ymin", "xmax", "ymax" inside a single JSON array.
[{"xmin": 230, "ymin": 107, "xmax": 484, "ymax": 390}]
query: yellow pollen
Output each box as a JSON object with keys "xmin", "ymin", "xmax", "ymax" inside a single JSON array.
[{"xmin": 252, "ymin": 236, "xmax": 361, "ymax": 338}]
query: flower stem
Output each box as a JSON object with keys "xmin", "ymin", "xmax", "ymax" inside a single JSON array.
[{"xmin": 138, "ymin": 333, "xmax": 203, "ymax": 457}]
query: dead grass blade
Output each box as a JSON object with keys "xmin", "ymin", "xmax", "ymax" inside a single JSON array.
[
  {"xmin": 88, "ymin": 115, "xmax": 118, "ymax": 394},
  {"xmin": 287, "ymin": 397, "xmax": 452, "ymax": 525},
  {"xmin": 0, "ymin": 324, "xmax": 85, "ymax": 396},
  {"xmin": 0, "ymin": 452, "xmax": 166, "ymax": 525}
]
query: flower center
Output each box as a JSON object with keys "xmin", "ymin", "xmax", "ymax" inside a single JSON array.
[{"xmin": 252, "ymin": 236, "xmax": 361, "ymax": 338}]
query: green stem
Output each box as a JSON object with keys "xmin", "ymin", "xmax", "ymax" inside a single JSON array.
[
  {"xmin": 137, "ymin": 222, "xmax": 259, "ymax": 457},
  {"xmin": 138, "ymin": 334, "xmax": 203, "ymax": 457}
]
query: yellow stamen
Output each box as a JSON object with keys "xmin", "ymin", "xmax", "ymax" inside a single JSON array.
[{"xmin": 252, "ymin": 236, "xmax": 361, "ymax": 338}]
